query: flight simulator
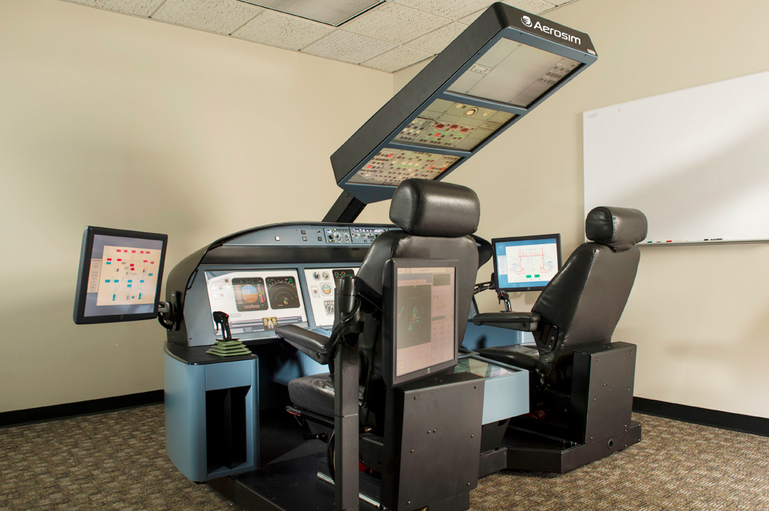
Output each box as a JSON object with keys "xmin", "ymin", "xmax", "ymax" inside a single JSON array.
[{"xmin": 73, "ymin": 4, "xmax": 649, "ymax": 511}]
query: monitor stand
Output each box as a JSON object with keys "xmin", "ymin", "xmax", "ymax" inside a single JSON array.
[{"xmin": 497, "ymin": 290, "xmax": 512, "ymax": 312}]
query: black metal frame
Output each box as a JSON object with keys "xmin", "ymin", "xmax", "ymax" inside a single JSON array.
[
  {"xmin": 491, "ymin": 233, "xmax": 563, "ymax": 293},
  {"xmin": 328, "ymin": 2, "xmax": 597, "ymax": 209},
  {"xmin": 73, "ymin": 226, "xmax": 168, "ymax": 324},
  {"xmin": 480, "ymin": 342, "xmax": 642, "ymax": 475}
]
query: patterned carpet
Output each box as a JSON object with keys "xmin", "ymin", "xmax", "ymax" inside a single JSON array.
[
  {"xmin": 1, "ymin": 405, "xmax": 767, "ymax": 510},
  {"xmin": 0, "ymin": 405, "xmax": 233, "ymax": 510},
  {"xmin": 471, "ymin": 416, "xmax": 769, "ymax": 510}
]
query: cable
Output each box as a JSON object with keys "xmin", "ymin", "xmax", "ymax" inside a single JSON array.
[{"xmin": 157, "ymin": 314, "xmax": 174, "ymax": 330}]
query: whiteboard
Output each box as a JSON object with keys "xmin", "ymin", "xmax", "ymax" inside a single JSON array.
[{"xmin": 583, "ymin": 70, "xmax": 769, "ymax": 244}]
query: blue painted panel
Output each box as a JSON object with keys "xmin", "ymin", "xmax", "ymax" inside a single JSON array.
[
  {"xmin": 205, "ymin": 359, "xmax": 252, "ymax": 390},
  {"xmin": 165, "ymin": 354, "xmax": 259, "ymax": 482},
  {"xmin": 461, "ymin": 321, "xmax": 528, "ymax": 352},
  {"xmin": 454, "ymin": 355, "xmax": 529, "ymax": 425},
  {"xmin": 481, "ymin": 367, "xmax": 529, "ymax": 424},
  {"xmin": 164, "ymin": 353, "xmax": 207, "ymax": 482}
]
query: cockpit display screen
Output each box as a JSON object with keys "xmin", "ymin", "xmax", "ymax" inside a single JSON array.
[
  {"xmin": 205, "ymin": 270, "xmax": 308, "ymax": 339},
  {"xmin": 73, "ymin": 226, "xmax": 167, "ymax": 324}
]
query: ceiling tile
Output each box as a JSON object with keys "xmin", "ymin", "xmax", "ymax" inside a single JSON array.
[
  {"xmin": 341, "ymin": 2, "xmax": 449, "ymax": 45},
  {"xmin": 302, "ymin": 30, "xmax": 396, "ymax": 65},
  {"xmin": 392, "ymin": 0, "xmax": 493, "ymax": 21},
  {"xmin": 404, "ymin": 22, "xmax": 467, "ymax": 55},
  {"xmin": 60, "ymin": 0, "xmax": 582, "ymax": 73},
  {"xmin": 457, "ymin": 10, "xmax": 482, "ymax": 25},
  {"xmin": 362, "ymin": 45, "xmax": 432, "ymax": 73},
  {"xmin": 239, "ymin": 0, "xmax": 383, "ymax": 27},
  {"xmin": 61, "ymin": 0, "xmax": 166, "ymax": 17},
  {"xmin": 500, "ymin": 0, "xmax": 556, "ymax": 15},
  {"xmin": 458, "ymin": 0, "xmax": 553, "ymax": 25},
  {"xmin": 151, "ymin": 0, "xmax": 263, "ymax": 35},
  {"xmin": 233, "ymin": 10, "xmax": 334, "ymax": 50}
]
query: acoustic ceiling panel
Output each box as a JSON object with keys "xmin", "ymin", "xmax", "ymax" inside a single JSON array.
[{"xmin": 237, "ymin": 0, "xmax": 383, "ymax": 27}]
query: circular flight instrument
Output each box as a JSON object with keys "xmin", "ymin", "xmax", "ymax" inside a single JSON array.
[{"xmin": 267, "ymin": 277, "xmax": 300, "ymax": 309}]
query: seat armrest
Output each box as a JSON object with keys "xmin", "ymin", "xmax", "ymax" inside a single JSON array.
[
  {"xmin": 471, "ymin": 312, "xmax": 540, "ymax": 332},
  {"xmin": 275, "ymin": 325, "xmax": 331, "ymax": 365}
]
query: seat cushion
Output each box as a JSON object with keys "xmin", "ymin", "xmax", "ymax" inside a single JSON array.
[
  {"xmin": 287, "ymin": 373, "xmax": 365, "ymax": 419},
  {"xmin": 475, "ymin": 345, "xmax": 540, "ymax": 371},
  {"xmin": 288, "ymin": 373, "xmax": 335, "ymax": 418}
]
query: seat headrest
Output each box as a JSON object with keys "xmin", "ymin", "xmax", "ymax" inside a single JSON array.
[
  {"xmin": 585, "ymin": 206, "xmax": 648, "ymax": 251},
  {"xmin": 389, "ymin": 179, "xmax": 480, "ymax": 237}
]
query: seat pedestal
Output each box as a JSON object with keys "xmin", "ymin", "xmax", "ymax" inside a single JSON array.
[
  {"xmin": 482, "ymin": 342, "xmax": 641, "ymax": 474},
  {"xmin": 479, "ymin": 420, "xmax": 641, "ymax": 474}
]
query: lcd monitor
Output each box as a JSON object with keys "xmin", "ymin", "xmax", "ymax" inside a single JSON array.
[
  {"xmin": 383, "ymin": 258, "xmax": 459, "ymax": 387},
  {"xmin": 205, "ymin": 269, "xmax": 309, "ymax": 340},
  {"xmin": 492, "ymin": 234, "xmax": 561, "ymax": 292},
  {"xmin": 73, "ymin": 226, "xmax": 167, "ymax": 324}
]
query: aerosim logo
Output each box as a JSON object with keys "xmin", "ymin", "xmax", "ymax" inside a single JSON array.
[{"xmin": 522, "ymin": 15, "xmax": 581, "ymax": 45}]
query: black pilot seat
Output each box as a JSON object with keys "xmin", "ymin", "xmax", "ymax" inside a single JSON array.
[
  {"xmin": 473, "ymin": 206, "xmax": 648, "ymax": 473},
  {"xmin": 276, "ymin": 178, "xmax": 488, "ymax": 511}
]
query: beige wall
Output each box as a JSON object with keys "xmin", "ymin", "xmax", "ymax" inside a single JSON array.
[
  {"xmin": 419, "ymin": 0, "xmax": 769, "ymax": 418},
  {"xmin": 0, "ymin": 0, "xmax": 391, "ymax": 413}
]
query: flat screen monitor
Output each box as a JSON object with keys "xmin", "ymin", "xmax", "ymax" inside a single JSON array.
[
  {"xmin": 383, "ymin": 258, "xmax": 459, "ymax": 387},
  {"xmin": 73, "ymin": 226, "xmax": 167, "ymax": 324},
  {"xmin": 492, "ymin": 234, "xmax": 561, "ymax": 292},
  {"xmin": 204, "ymin": 269, "xmax": 309, "ymax": 339}
]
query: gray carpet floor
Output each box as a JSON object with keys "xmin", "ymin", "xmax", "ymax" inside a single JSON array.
[{"xmin": 1, "ymin": 405, "xmax": 767, "ymax": 510}]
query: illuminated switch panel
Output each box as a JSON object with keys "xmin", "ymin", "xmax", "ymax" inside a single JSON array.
[
  {"xmin": 324, "ymin": 226, "xmax": 388, "ymax": 244},
  {"xmin": 350, "ymin": 227, "xmax": 387, "ymax": 243},
  {"xmin": 396, "ymin": 117, "xmax": 476, "ymax": 147},
  {"xmin": 325, "ymin": 227, "xmax": 351, "ymax": 244},
  {"xmin": 393, "ymin": 100, "xmax": 515, "ymax": 151},
  {"xmin": 304, "ymin": 267, "xmax": 358, "ymax": 328},
  {"xmin": 348, "ymin": 149, "xmax": 461, "ymax": 186}
]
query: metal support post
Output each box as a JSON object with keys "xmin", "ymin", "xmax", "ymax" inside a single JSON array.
[{"xmin": 334, "ymin": 342, "xmax": 360, "ymax": 510}]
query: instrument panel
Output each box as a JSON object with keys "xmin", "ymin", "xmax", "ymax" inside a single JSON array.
[
  {"xmin": 303, "ymin": 267, "xmax": 357, "ymax": 328},
  {"xmin": 206, "ymin": 270, "xmax": 307, "ymax": 338},
  {"xmin": 168, "ymin": 222, "xmax": 392, "ymax": 347},
  {"xmin": 203, "ymin": 265, "xmax": 360, "ymax": 342},
  {"xmin": 323, "ymin": 226, "xmax": 388, "ymax": 244}
]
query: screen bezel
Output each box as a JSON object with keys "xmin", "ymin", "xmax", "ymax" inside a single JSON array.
[
  {"xmin": 382, "ymin": 258, "xmax": 460, "ymax": 388},
  {"xmin": 492, "ymin": 233, "xmax": 562, "ymax": 293},
  {"xmin": 73, "ymin": 226, "xmax": 168, "ymax": 325}
]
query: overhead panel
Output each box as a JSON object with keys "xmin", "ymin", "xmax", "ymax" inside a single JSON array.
[{"xmin": 327, "ymin": 2, "xmax": 598, "ymax": 211}]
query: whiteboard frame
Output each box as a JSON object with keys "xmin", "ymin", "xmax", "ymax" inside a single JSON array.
[{"xmin": 583, "ymin": 69, "xmax": 769, "ymax": 245}]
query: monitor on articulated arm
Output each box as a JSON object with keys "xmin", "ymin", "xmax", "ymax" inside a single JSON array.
[
  {"xmin": 73, "ymin": 226, "xmax": 168, "ymax": 324},
  {"xmin": 492, "ymin": 233, "xmax": 562, "ymax": 293}
]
